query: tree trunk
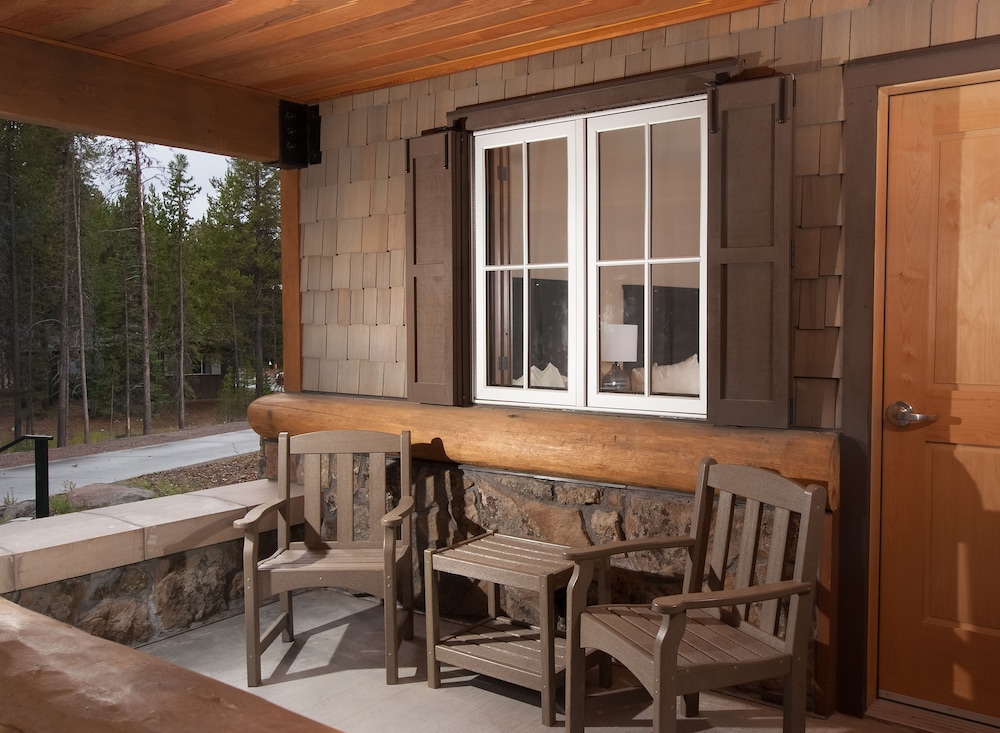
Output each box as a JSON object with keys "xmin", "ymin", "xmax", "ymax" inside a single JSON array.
[
  {"xmin": 4, "ymin": 129, "xmax": 23, "ymax": 440},
  {"xmin": 177, "ymin": 220, "xmax": 185, "ymax": 430},
  {"xmin": 72, "ymin": 142, "xmax": 89, "ymax": 443},
  {"xmin": 57, "ymin": 155, "xmax": 70, "ymax": 447},
  {"xmin": 134, "ymin": 141, "xmax": 152, "ymax": 435}
]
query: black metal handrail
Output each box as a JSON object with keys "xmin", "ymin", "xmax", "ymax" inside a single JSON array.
[{"xmin": 0, "ymin": 434, "xmax": 53, "ymax": 518}]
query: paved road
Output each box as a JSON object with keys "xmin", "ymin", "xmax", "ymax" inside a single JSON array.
[{"xmin": 0, "ymin": 429, "xmax": 260, "ymax": 503}]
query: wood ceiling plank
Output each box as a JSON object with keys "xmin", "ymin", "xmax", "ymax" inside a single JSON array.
[
  {"xmin": 0, "ymin": 0, "xmax": 775, "ymax": 102},
  {"xmin": 66, "ymin": 0, "xmax": 231, "ymax": 49},
  {"xmin": 113, "ymin": 0, "xmax": 438, "ymax": 68},
  {"xmin": 0, "ymin": 1, "xmax": 174, "ymax": 41},
  {"xmin": 98, "ymin": 1, "xmax": 314, "ymax": 57},
  {"xmin": 242, "ymin": 0, "xmax": 773, "ymax": 99},
  {"xmin": 194, "ymin": 0, "xmax": 769, "ymax": 95}
]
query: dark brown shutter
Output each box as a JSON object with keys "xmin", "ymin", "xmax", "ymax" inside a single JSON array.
[
  {"xmin": 707, "ymin": 74, "xmax": 793, "ymax": 427},
  {"xmin": 405, "ymin": 129, "xmax": 471, "ymax": 405}
]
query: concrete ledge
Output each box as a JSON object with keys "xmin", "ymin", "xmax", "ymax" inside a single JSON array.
[
  {"xmin": 0, "ymin": 479, "xmax": 304, "ymax": 594},
  {"xmin": 0, "ymin": 596, "xmax": 340, "ymax": 733}
]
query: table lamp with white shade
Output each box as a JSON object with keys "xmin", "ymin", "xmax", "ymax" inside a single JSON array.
[{"xmin": 600, "ymin": 322, "xmax": 637, "ymax": 392}]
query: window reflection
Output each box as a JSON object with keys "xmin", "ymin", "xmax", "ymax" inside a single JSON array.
[{"xmin": 484, "ymin": 137, "xmax": 569, "ymax": 390}]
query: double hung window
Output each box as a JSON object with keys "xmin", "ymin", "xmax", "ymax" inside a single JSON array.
[{"xmin": 473, "ymin": 96, "xmax": 708, "ymax": 417}]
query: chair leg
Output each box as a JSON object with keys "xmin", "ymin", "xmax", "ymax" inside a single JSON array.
[
  {"xmin": 651, "ymin": 684, "xmax": 679, "ymax": 733},
  {"xmin": 564, "ymin": 634, "xmax": 587, "ymax": 732},
  {"xmin": 401, "ymin": 558, "xmax": 414, "ymax": 641},
  {"xmin": 384, "ymin": 593, "xmax": 398, "ymax": 684},
  {"xmin": 384, "ymin": 561, "xmax": 399, "ymax": 685},
  {"xmin": 245, "ymin": 588, "xmax": 261, "ymax": 687},
  {"xmin": 683, "ymin": 693, "xmax": 699, "ymax": 717},
  {"xmin": 783, "ymin": 660, "xmax": 808, "ymax": 733},
  {"xmin": 280, "ymin": 590, "xmax": 294, "ymax": 642},
  {"xmin": 425, "ymin": 550, "xmax": 441, "ymax": 689}
]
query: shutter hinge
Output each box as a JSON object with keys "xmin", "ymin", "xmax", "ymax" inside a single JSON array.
[
  {"xmin": 778, "ymin": 74, "xmax": 794, "ymax": 125},
  {"xmin": 417, "ymin": 121, "xmax": 467, "ymax": 170},
  {"xmin": 705, "ymin": 71, "xmax": 730, "ymax": 135}
]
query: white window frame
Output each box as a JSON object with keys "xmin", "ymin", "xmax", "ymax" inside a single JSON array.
[
  {"xmin": 587, "ymin": 98, "xmax": 708, "ymax": 417},
  {"xmin": 474, "ymin": 119, "xmax": 585, "ymax": 407},
  {"xmin": 472, "ymin": 96, "xmax": 708, "ymax": 417}
]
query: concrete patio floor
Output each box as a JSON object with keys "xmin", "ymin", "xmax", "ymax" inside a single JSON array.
[{"xmin": 142, "ymin": 589, "xmax": 909, "ymax": 733}]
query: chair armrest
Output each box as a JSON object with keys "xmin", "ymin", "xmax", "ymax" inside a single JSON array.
[
  {"xmin": 233, "ymin": 498, "xmax": 286, "ymax": 532},
  {"xmin": 651, "ymin": 580, "xmax": 813, "ymax": 615},
  {"xmin": 563, "ymin": 536, "xmax": 695, "ymax": 562},
  {"xmin": 381, "ymin": 495, "xmax": 414, "ymax": 528}
]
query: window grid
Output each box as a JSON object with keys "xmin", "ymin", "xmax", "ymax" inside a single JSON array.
[{"xmin": 475, "ymin": 97, "xmax": 707, "ymax": 417}]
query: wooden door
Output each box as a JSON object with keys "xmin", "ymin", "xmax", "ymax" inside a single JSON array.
[{"xmin": 880, "ymin": 80, "xmax": 1000, "ymax": 722}]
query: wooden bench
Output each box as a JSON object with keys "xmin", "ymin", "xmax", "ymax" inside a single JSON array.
[{"xmin": 0, "ymin": 597, "xmax": 341, "ymax": 733}]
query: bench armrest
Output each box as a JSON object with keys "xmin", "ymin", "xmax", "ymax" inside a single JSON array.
[
  {"xmin": 233, "ymin": 498, "xmax": 286, "ymax": 533},
  {"xmin": 381, "ymin": 495, "xmax": 414, "ymax": 528},
  {"xmin": 651, "ymin": 579, "xmax": 813, "ymax": 615}
]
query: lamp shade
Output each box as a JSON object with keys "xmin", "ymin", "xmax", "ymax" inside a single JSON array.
[{"xmin": 600, "ymin": 323, "xmax": 638, "ymax": 363}]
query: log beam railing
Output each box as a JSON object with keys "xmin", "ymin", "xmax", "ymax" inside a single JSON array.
[{"xmin": 248, "ymin": 393, "xmax": 839, "ymax": 508}]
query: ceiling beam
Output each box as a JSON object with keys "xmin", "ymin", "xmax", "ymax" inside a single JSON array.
[{"xmin": 0, "ymin": 30, "xmax": 280, "ymax": 161}]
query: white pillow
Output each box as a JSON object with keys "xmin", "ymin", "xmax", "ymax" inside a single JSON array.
[
  {"xmin": 631, "ymin": 355, "xmax": 700, "ymax": 394},
  {"xmin": 651, "ymin": 354, "xmax": 699, "ymax": 394},
  {"xmin": 530, "ymin": 362, "xmax": 567, "ymax": 389}
]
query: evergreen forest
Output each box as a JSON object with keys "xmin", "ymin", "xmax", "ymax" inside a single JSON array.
[{"xmin": 0, "ymin": 121, "xmax": 282, "ymax": 447}]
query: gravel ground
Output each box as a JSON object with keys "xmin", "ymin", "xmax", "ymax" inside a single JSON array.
[{"xmin": 126, "ymin": 451, "xmax": 262, "ymax": 493}]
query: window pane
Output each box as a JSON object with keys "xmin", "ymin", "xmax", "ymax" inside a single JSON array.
[
  {"xmin": 528, "ymin": 270, "xmax": 568, "ymax": 389},
  {"xmin": 650, "ymin": 118, "xmax": 701, "ymax": 259},
  {"xmin": 598, "ymin": 126, "xmax": 645, "ymax": 262},
  {"xmin": 486, "ymin": 270, "xmax": 520, "ymax": 386},
  {"xmin": 599, "ymin": 264, "xmax": 643, "ymax": 392},
  {"xmin": 648, "ymin": 262, "xmax": 700, "ymax": 396},
  {"xmin": 527, "ymin": 139, "xmax": 567, "ymax": 265},
  {"xmin": 485, "ymin": 145, "xmax": 524, "ymax": 266}
]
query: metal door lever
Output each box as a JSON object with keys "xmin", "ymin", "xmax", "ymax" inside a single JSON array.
[{"xmin": 886, "ymin": 401, "xmax": 938, "ymax": 427}]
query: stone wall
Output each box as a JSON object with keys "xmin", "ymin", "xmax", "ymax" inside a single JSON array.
[
  {"xmin": 2, "ymin": 540, "xmax": 245, "ymax": 647},
  {"xmin": 415, "ymin": 461, "xmax": 698, "ymax": 625}
]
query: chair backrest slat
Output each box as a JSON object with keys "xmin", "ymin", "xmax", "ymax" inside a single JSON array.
[
  {"xmin": 336, "ymin": 451, "xmax": 354, "ymax": 541},
  {"xmin": 733, "ymin": 498, "xmax": 762, "ymax": 620},
  {"xmin": 399, "ymin": 436, "xmax": 412, "ymax": 544},
  {"xmin": 705, "ymin": 489, "xmax": 735, "ymax": 593},
  {"xmin": 760, "ymin": 505, "xmax": 792, "ymax": 633},
  {"xmin": 369, "ymin": 452, "xmax": 387, "ymax": 540},
  {"xmin": 280, "ymin": 429, "xmax": 412, "ymax": 546},
  {"xmin": 303, "ymin": 453, "xmax": 323, "ymax": 545},
  {"xmin": 693, "ymin": 461, "xmax": 827, "ymax": 646},
  {"xmin": 682, "ymin": 460, "xmax": 716, "ymax": 594}
]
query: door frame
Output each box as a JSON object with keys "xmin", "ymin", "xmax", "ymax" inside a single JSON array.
[{"xmin": 842, "ymin": 36, "xmax": 1000, "ymax": 717}]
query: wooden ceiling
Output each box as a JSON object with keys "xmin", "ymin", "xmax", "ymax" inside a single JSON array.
[{"xmin": 1, "ymin": 0, "xmax": 775, "ymax": 103}]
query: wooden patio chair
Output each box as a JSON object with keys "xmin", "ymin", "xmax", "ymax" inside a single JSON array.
[
  {"xmin": 234, "ymin": 429, "xmax": 414, "ymax": 686},
  {"xmin": 564, "ymin": 458, "xmax": 827, "ymax": 733}
]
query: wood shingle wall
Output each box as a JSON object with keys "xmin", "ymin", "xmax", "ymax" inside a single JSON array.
[{"xmin": 295, "ymin": 0, "xmax": 1000, "ymax": 429}]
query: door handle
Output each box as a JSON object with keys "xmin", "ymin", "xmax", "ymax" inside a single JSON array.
[{"xmin": 886, "ymin": 401, "xmax": 938, "ymax": 427}]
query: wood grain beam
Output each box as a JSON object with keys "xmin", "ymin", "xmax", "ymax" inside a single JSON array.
[
  {"xmin": 248, "ymin": 392, "xmax": 840, "ymax": 508},
  {"xmin": 279, "ymin": 169, "xmax": 302, "ymax": 392},
  {"xmin": 0, "ymin": 30, "xmax": 279, "ymax": 161}
]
